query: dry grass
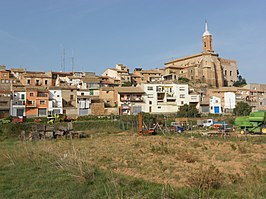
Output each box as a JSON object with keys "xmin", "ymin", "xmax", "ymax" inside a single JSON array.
[
  {"xmin": 1, "ymin": 132, "xmax": 266, "ymax": 198},
  {"xmin": 13, "ymin": 134, "xmax": 266, "ymax": 186}
]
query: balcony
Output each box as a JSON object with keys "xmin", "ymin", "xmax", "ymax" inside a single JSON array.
[
  {"xmin": 37, "ymin": 93, "xmax": 47, "ymax": 97},
  {"xmin": 156, "ymin": 88, "xmax": 165, "ymax": 93},
  {"xmin": 166, "ymin": 93, "xmax": 175, "ymax": 99},
  {"xmin": 120, "ymin": 97, "xmax": 130, "ymax": 102},
  {"xmin": 26, "ymin": 100, "xmax": 36, "ymax": 107},
  {"xmin": 190, "ymin": 95, "xmax": 200, "ymax": 102},
  {"xmin": 131, "ymin": 96, "xmax": 143, "ymax": 102},
  {"xmin": 12, "ymin": 100, "xmax": 26, "ymax": 106}
]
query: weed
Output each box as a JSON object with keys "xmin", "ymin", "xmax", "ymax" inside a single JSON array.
[
  {"xmin": 187, "ymin": 165, "xmax": 224, "ymax": 198},
  {"xmin": 150, "ymin": 141, "xmax": 173, "ymax": 155},
  {"xmin": 237, "ymin": 143, "xmax": 248, "ymax": 153},
  {"xmin": 230, "ymin": 143, "xmax": 237, "ymax": 151},
  {"xmin": 175, "ymin": 150, "xmax": 199, "ymax": 163}
]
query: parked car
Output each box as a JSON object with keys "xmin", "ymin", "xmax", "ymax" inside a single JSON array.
[
  {"xmin": 218, "ymin": 124, "xmax": 234, "ymax": 132},
  {"xmin": 170, "ymin": 122, "xmax": 185, "ymax": 133}
]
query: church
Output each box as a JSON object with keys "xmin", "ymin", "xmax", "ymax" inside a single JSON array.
[{"xmin": 164, "ymin": 22, "xmax": 238, "ymax": 87}]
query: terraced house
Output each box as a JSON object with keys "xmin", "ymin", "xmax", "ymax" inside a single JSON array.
[{"xmin": 25, "ymin": 87, "xmax": 49, "ymax": 117}]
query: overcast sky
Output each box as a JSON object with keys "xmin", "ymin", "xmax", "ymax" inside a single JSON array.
[{"xmin": 0, "ymin": 0, "xmax": 265, "ymax": 83}]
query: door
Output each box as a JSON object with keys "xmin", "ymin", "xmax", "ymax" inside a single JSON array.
[
  {"xmin": 17, "ymin": 109, "xmax": 24, "ymax": 116},
  {"xmin": 214, "ymin": 106, "xmax": 220, "ymax": 114},
  {"xmin": 132, "ymin": 106, "xmax": 142, "ymax": 115}
]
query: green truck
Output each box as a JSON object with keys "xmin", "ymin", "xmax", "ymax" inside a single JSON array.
[{"xmin": 234, "ymin": 110, "xmax": 266, "ymax": 134}]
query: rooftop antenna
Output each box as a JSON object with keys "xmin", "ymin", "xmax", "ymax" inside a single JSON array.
[
  {"xmin": 71, "ymin": 50, "xmax": 74, "ymax": 73},
  {"xmin": 63, "ymin": 48, "xmax": 65, "ymax": 72},
  {"xmin": 60, "ymin": 46, "xmax": 66, "ymax": 72}
]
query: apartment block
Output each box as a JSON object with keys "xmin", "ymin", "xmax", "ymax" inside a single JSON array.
[
  {"xmin": 115, "ymin": 87, "xmax": 145, "ymax": 115},
  {"xmin": 142, "ymin": 83, "xmax": 200, "ymax": 114}
]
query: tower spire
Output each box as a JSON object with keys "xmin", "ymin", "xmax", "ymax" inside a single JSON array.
[
  {"xmin": 203, "ymin": 20, "xmax": 211, "ymax": 37},
  {"xmin": 202, "ymin": 20, "xmax": 213, "ymax": 52}
]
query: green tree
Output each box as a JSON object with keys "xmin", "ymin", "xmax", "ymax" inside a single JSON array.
[
  {"xmin": 233, "ymin": 75, "xmax": 247, "ymax": 87},
  {"xmin": 178, "ymin": 77, "xmax": 190, "ymax": 83},
  {"xmin": 122, "ymin": 81, "xmax": 132, "ymax": 87},
  {"xmin": 177, "ymin": 104, "xmax": 200, "ymax": 118},
  {"xmin": 233, "ymin": 101, "xmax": 252, "ymax": 116}
]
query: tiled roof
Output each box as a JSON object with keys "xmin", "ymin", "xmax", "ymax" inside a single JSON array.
[{"xmin": 116, "ymin": 86, "xmax": 144, "ymax": 93}]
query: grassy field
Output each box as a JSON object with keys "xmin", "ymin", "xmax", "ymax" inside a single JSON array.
[{"xmin": 1, "ymin": 130, "xmax": 266, "ymax": 199}]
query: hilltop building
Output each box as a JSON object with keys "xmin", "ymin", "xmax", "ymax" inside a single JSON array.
[{"xmin": 164, "ymin": 22, "xmax": 238, "ymax": 87}]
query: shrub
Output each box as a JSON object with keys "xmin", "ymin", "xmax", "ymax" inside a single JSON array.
[{"xmin": 187, "ymin": 165, "xmax": 224, "ymax": 198}]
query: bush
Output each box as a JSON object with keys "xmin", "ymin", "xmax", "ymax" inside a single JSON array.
[{"xmin": 187, "ymin": 165, "xmax": 224, "ymax": 198}]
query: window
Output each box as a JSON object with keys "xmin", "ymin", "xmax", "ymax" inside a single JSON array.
[
  {"xmin": 30, "ymin": 93, "xmax": 34, "ymax": 97},
  {"xmin": 179, "ymin": 87, "xmax": 185, "ymax": 91},
  {"xmin": 45, "ymin": 80, "xmax": 48, "ymax": 85},
  {"xmin": 1, "ymin": 80, "xmax": 4, "ymax": 83},
  {"xmin": 70, "ymin": 95, "xmax": 74, "ymax": 100},
  {"xmin": 181, "ymin": 101, "xmax": 184, "ymax": 105},
  {"xmin": 40, "ymin": 100, "xmax": 45, "ymax": 105},
  {"xmin": 158, "ymin": 106, "xmax": 161, "ymax": 109},
  {"xmin": 27, "ymin": 79, "xmax": 31, "ymax": 84},
  {"xmin": 81, "ymin": 93, "xmax": 84, "ymax": 96},
  {"xmin": 5, "ymin": 80, "xmax": 9, "ymax": 83},
  {"xmin": 191, "ymin": 96, "xmax": 197, "ymax": 100},
  {"xmin": 180, "ymin": 94, "xmax": 185, "ymax": 98},
  {"xmin": 224, "ymin": 70, "xmax": 227, "ymax": 76},
  {"xmin": 230, "ymin": 71, "xmax": 232, "ymax": 76},
  {"xmin": 147, "ymin": 86, "xmax": 153, "ymax": 91},
  {"xmin": 148, "ymin": 94, "xmax": 153, "ymax": 98},
  {"xmin": 38, "ymin": 108, "xmax": 46, "ymax": 116},
  {"xmin": 36, "ymin": 80, "xmax": 40, "ymax": 85},
  {"xmin": 149, "ymin": 101, "xmax": 152, "ymax": 105},
  {"xmin": 21, "ymin": 94, "xmax": 25, "ymax": 100}
]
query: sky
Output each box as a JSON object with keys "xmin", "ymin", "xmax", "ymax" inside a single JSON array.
[{"xmin": 0, "ymin": 0, "xmax": 265, "ymax": 83}]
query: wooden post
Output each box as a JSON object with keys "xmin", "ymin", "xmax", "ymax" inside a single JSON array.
[{"xmin": 138, "ymin": 113, "xmax": 143, "ymax": 136}]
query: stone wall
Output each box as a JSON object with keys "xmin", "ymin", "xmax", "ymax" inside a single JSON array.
[{"xmin": 91, "ymin": 102, "xmax": 105, "ymax": 115}]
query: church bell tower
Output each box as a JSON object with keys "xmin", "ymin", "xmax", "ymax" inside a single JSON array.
[{"xmin": 202, "ymin": 21, "xmax": 214, "ymax": 53}]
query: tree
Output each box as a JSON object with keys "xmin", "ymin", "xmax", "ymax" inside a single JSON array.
[
  {"xmin": 233, "ymin": 75, "xmax": 247, "ymax": 87},
  {"xmin": 233, "ymin": 101, "xmax": 252, "ymax": 116},
  {"xmin": 177, "ymin": 104, "xmax": 200, "ymax": 118},
  {"xmin": 178, "ymin": 77, "xmax": 190, "ymax": 83},
  {"xmin": 122, "ymin": 81, "xmax": 132, "ymax": 87}
]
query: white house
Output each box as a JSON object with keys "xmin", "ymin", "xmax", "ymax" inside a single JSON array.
[
  {"xmin": 210, "ymin": 96, "xmax": 222, "ymax": 114},
  {"xmin": 101, "ymin": 64, "xmax": 130, "ymax": 84},
  {"xmin": 10, "ymin": 90, "xmax": 26, "ymax": 117},
  {"xmin": 77, "ymin": 90, "xmax": 96, "ymax": 115},
  {"xmin": 141, "ymin": 83, "xmax": 200, "ymax": 114},
  {"xmin": 224, "ymin": 92, "xmax": 236, "ymax": 113},
  {"xmin": 48, "ymin": 88, "xmax": 63, "ymax": 115}
]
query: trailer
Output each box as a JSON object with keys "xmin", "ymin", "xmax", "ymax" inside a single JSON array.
[{"xmin": 234, "ymin": 110, "xmax": 266, "ymax": 134}]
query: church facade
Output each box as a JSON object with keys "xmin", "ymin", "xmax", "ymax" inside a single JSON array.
[{"xmin": 164, "ymin": 22, "xmax": 238, "ymax": 87}]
